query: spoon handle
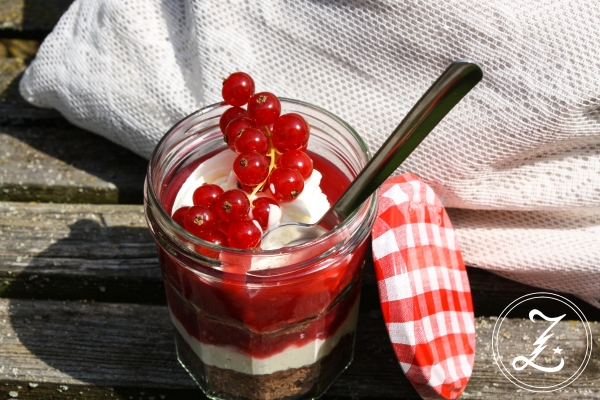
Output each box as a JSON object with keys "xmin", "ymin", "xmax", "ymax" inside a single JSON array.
[{"xmin": 325, "ymin": 59, "xmax": 483, "ymax": 224}]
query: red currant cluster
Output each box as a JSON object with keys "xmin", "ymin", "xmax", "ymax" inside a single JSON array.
[
  {"xmin": 220, "ymin": 72, "xmax": 314, "ymax": 200},
  {"xmin": 174, "ymin": 72, "xmax": 314, "ymax": 250}
]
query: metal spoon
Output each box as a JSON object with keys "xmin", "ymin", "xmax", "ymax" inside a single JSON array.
[{"xmin": 262, "ymin": 59, "xmax": 483, "ymax": 249}]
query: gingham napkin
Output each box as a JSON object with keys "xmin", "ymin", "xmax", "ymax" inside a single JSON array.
[{"xmin": 371, "ymin": 174, "xmax": 475, "ymax": 400}]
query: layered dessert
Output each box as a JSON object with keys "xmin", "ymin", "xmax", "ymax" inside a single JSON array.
[{"xmin": 148, "ymin": 72, "xmax": 373, "ymax": 400}]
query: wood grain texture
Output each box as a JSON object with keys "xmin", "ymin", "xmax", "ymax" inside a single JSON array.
[
  {"xmin": 0, "ymin": 0, "xmax": 73, "ymax": 39},
  {"xmin": 0, "ymin": 202, "xmax": 163, "ymax": 304},
  {"xmin": 0, "ymin": 57, "xmax": 25, "ymax": 93},
  {"xmin": 0, "ymin": 126, "xmax": 148, "ymax": 204},
  {"xmin": 0, "ymin": 298, "xmax": 598, "ymax": 399},
  {"xmin": 0, "ymin": 39, "xmax": 39, "ymax": 59}
]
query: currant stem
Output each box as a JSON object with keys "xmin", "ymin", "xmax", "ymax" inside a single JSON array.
[{"xmin": 249, "ymin": 126, "xmax": 280, "ymax": 198}]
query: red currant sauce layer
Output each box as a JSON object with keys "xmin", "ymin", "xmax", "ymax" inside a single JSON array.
[{"xmin": 163, "ymin": 263, "xmax": 363, "ymax": 357}]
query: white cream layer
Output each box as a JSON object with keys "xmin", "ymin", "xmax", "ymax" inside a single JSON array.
[
  {"xmin": 170, "ymin": 298, "xmax": 359, "ymax": 375},
  {"xmin": 172, "ymin": 149, "xmax": 330, "ymax": 231}
]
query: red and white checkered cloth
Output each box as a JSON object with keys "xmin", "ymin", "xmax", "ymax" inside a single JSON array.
[{"xmin": 371, "ymin": 174, "xmax": 475, "ymax": 400}]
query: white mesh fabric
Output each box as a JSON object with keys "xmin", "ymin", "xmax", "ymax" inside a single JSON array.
[
  {"xmin": 19, "ymin": 0, "xmax": 600, "ymax": 306},
  {"xmin": 447, "ymin": 208, "xmax": 600, "ymax": 307}
]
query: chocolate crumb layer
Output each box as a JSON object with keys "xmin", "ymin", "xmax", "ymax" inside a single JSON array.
[{"xmin": 174, "ymin": 329, "xmax": 355, "ymax": 400}]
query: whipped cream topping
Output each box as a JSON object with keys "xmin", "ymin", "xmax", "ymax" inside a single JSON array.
[{"xmin": 172, "ymin": 149, "xmax": 330, "ymax": 233}]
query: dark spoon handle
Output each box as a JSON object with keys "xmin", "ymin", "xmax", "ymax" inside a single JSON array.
[{"xmin": 324, "ymin": 59, "xmax": 483, "ymax": 225}]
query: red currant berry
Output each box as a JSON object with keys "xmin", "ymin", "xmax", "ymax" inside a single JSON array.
[
  {"xmin": 234, "ymin": 127, "xmax": 270, "ymax": 154},
  {"xmin": 251, "ymin": 197, "xmax": 278, "ymax": 230},
  {"xmin": 215, "ymin": 189, "xmax": 250, "ymax": 222},
  {"xmin": 222, "ymin": 72, "xmax": 255, "ymax": 106},
  {"xmin": 277, "ymin": 150, "xmax": 313, "ymax": 180},
  {"xmin": 234, "ymin": 152, "xmax": 270, "ymax": 186},
  {"xmin": 195, "ymin": 230, "xmax": 228, "ymax": 258},
  {"xmin": 227, "ymin": 219, "xmax": 262, "ymax": 249},
  {"xmin": 272, "ymin": 113, "xmax": 310, "ymax": 152},
  {"xmin": 204, "ymin": 230, "xmax": 229, "ymax": 247},
  {"xmin": 219, "ymin": 106, "xmax": 248, "ymax": 133},
  {"xmin": 172, "ymin": 206, "xmax": 190, "ymax": 227},
  {"xmin": 247, "ymin": 92, "xmax": 281, "ymax": 126},
  {"xmin": 224, "ymin": 117, "xmax": 257, "ymax": 151},
  {"xmin": 217, "ymin": 219, "xmax": 230, "ymax": 235},
  {"xmin": 268, "ymin": 168, "xmax": 304, "ymax": 202},
  {"xmin": 192, "ymin": 184, "xmax": 224, "ymax": 211},
  {"xmin": 237, "ymin": 181, "xmax": 257, "ymax": 194},
  {"xmin": 183, "ymin": 205, "xmax": 219, "ymax": 237}
]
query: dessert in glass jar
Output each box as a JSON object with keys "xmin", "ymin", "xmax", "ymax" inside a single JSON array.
[{"xmin": 144, "ymin": 73, "xmax": 378, "ymax": 400}]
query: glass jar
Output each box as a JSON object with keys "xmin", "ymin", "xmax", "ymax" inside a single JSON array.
[{"xmin": 144, "ymin": 99, "xmax": 378, "ymax": 400}]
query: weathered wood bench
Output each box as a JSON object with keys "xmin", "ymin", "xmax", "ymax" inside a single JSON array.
[{"xmin": 1, "ymin": 3, "xmax": 599, "ymax": 399}]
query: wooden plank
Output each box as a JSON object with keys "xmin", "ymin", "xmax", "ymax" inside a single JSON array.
[
  {"xmin": 0, "ymin": 0, "xmax": 73, "ymax": 39},
  {"xmin": 0, "ymin": 125, "xmax": 148, "ymax": 204},
  {"xmin": 3, "ymin": 202, "xmax": 600, "ymax": 321},
  {"xmin": 0, "ymin": 299, "xmax": 196, "ymax": 389},
  {"xmin": 0, "ymin": 202, "xmax": 163, "ymax": 304},
  {"xmin": 0, "ymin": 39, "xmax": 39, "ymax": 58},
  {"xmin": 0, "ymin": 298, "xmax": 598, "ymax": 399},
  {"xmin": 0, "ymin": 57, "xmax": 25, "ymax": 92}
]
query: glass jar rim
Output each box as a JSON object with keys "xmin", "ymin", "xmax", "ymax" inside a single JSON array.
[{"xmin": 146, "ymin": 98, "xmax": 377, "ymax": 262}]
